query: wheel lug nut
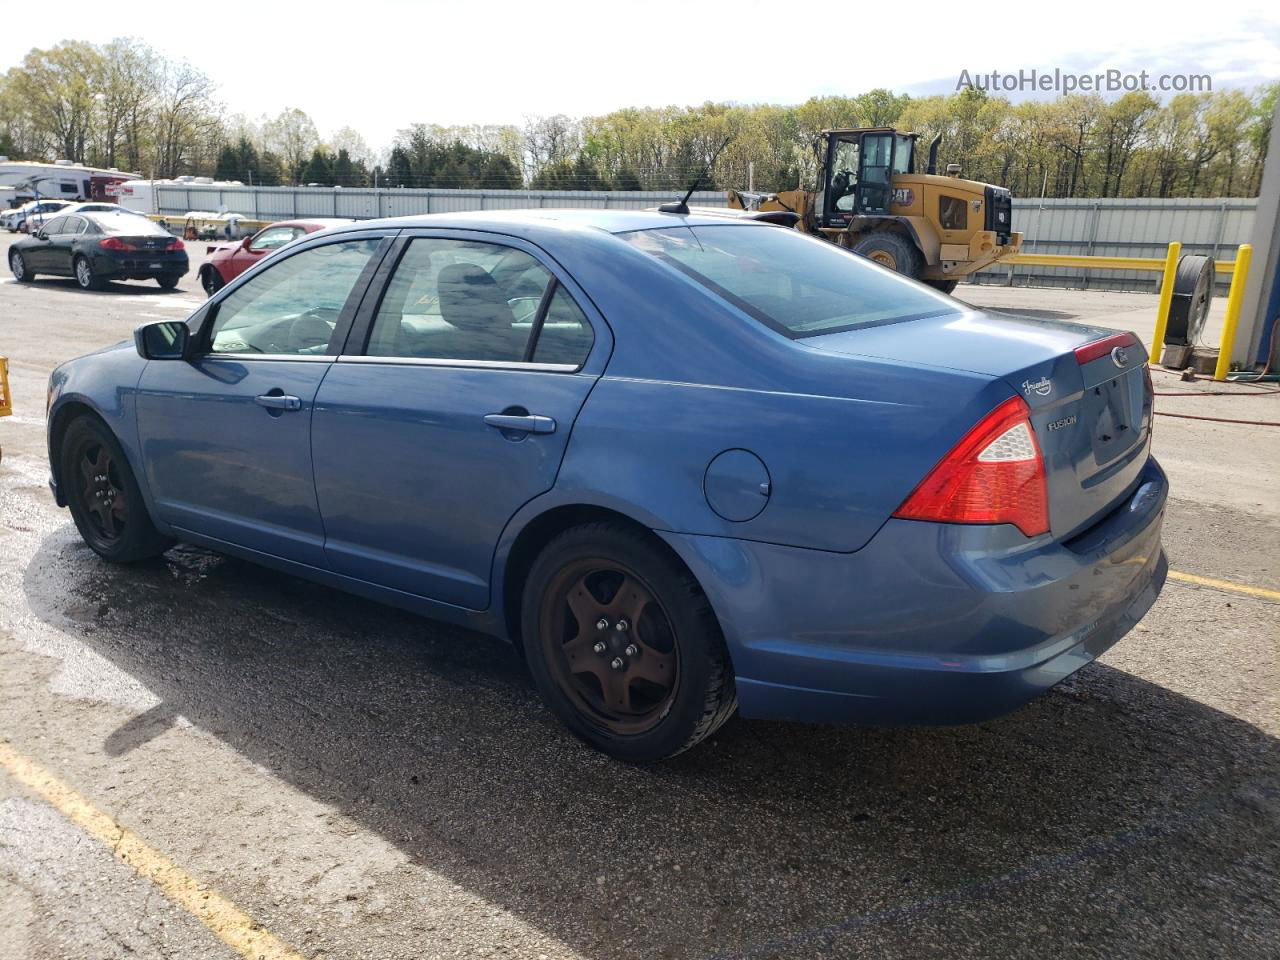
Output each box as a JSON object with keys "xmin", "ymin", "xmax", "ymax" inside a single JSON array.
[
  {"xmin": 593, "ymin": 641, "xmax": 607, "ymax": 654},
  {"xmin": 615, "ymin": 619, "xmax": 629, "ymax": 632},
  {"xmin": 624, "ymin": 644, "xmax": 639, "ymax": 657},
  {"xmin": 610, "ymin": 657, "xmax": 625, "ymax": 671},
  {"xmin": 596, "ymin": 618, "xmax": 609, "ymax": 631}
]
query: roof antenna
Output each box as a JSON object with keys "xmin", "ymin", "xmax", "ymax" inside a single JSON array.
[{"xmin": 658, "ymin": 136, "xmax": 733, "ymax": 215}]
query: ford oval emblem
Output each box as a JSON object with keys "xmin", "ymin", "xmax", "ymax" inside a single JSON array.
[{"xmin": 1111, "ymin": 346, "xmax": 1130, "ymax": 368}]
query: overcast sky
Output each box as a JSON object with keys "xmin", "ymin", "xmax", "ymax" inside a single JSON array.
[{"xmin": 4, "ymin": 0, "xmax": 1279, "ymax": 150}]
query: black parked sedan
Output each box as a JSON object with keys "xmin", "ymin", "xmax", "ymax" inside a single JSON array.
[{"xmin": 8, "ymin": 211, "xmax": 188, "ymax": 290}]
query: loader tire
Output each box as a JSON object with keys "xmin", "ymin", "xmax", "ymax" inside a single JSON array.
[{"xmin": 852, "ymin": 232, "xmax": 922, "ymax": 280}]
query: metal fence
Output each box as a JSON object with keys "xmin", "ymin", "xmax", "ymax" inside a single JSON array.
[
  {"xmin": 155, "ymin": 186, "xmax": 1257, "ymax": 293},
  {"xmin": 155, "ymin": 185, "xmax": 731, "ymax": 222},
  {"xmin": 980, "ymin": 197, "xmax": 1257, "ymax": 293}
]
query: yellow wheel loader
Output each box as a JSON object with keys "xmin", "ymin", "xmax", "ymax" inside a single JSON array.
[{"xmin": 727, "ymin": 128, "xmax": 1022, "ymax": 292}]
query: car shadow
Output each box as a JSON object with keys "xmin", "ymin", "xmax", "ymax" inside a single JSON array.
[
  {"xmin": 26, "ymin": 277, "xmax": 190, "ymax": 296},
  {"xmin": 21, "ymin": 530, "xmax": 1280, "ymax": 959}
]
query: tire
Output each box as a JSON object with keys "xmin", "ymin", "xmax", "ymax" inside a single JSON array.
[
  {"xmin": 9, "ymin": 250, "xmax": 33, "ymax": 282},
  {"xmin": 74, "ymin": 255, "xmax": 103, "ymax": 291},
  {"xmin": 201, "ymin": 267, "xmax": 223, "ymax": 297},
  {"xmin": 157, "ymin": 274, "xmax": 180, "ymax": 290},
  {"xmin": 1164, "ymin": 254, "xmax": 1215, "ymax": 346},
  {"xmin": 924, "ymin": 278, "xmax": 959, "ymax": 294},
  {"xmin": 521, "ymin": 521, "xmax": 737, "ymax": 761},
  {"xmin": 851, "ymin": 231, "xmax": 922, "ymax": 279},
  {"xmin": 60, "ymin": 416, "xmax": 172, "ymax": 563}
]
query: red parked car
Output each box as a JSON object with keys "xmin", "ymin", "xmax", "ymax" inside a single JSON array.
[{"xmin": 197, "ymin": 218, "xmax": 352, "ymax": 296}]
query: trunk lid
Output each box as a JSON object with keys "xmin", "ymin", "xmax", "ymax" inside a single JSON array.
[{"xmin": 806, "ymin": 309, "xmax": 1153, "ymax": 540}]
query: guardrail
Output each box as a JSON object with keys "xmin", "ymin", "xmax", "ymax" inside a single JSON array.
[{"xmin": 1003, "ymin": 245, "xmax": 1253, "ymax": 381}]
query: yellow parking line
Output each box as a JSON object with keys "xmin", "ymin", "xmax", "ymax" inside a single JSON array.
[
  {"xmin": 1168, "ymin": 570, "xmax": 1280, "ymax": 603},
  {"xmin": 0, "ymin": 740, "xmax": 307, "ymax": 960}
]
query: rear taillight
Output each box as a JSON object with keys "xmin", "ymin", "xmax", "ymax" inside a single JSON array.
[
  {"xmin": 167, "ymin": 238, "xmax": 184, "ymax": 251},
  {"xmin": 99, "ymin": 236, "xmax": 137, "ymax": 251},
  {"xmin": 893, "ymin": 395, "xmax": 1049, "ymax": 537},
  {"xmin": 1074, "ymin": 332, "xmax": 1139, "ymax": 365}
]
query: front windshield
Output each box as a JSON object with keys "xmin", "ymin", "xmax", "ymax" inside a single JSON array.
[{"xmin": 620, "ymin": 225, "xmax": 955, "ymax": 338}]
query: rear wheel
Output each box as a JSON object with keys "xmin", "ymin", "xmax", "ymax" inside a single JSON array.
[
  {"xmin": 924, "ymin": 278, "xmax": 959, "ymax": 294},
  {"xmin": 522, "ymin": 522, "xmax": 736, "ymax": 761},
  {"xmin": 852, "ymin": 231, "xmax": 922, "ymax": 279},
  {"xmin": 74, "ymin": 255, "xmax": 103, "ymax": 291},
  {"xmin": 9, "ymin": 250, "xmax": 32, "ymax": 282},
  {"xmin": 60, "ymin": 416, "xmax": 171, "ymax": 563},
  {"xmin": 157, "ymin": 274, "xmax": 181, "ymax": 290}
]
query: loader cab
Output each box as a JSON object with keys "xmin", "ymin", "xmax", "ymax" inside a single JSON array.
[{"xmin": 822, "ymin": 128, "xmax": 916, "ymax": 227}]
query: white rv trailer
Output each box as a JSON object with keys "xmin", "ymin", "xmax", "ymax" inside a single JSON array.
[{"xmin": 0, "ymin": 158, "xmax": 141, "ymax": 207}]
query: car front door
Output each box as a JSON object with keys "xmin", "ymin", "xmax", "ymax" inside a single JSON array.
[
  {"xmin": 25, "ymin": 215, "xmax": 65, "ymax": 270},
  {"xmin": 311, "ymin": 232, "xmax": 609, "ymax": 609},
  {"xmin": 230, "ymin": 225, "xmax": 300, "ymax": 278},
  {"xmin": 47, "ymin": 215, "xmax": 84, "ymax": 275},
  {"xmin": 135, "ymin": 233, "xmax": 390, "ymax": 566}
]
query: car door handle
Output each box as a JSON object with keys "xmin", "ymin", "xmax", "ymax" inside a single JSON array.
[
  {"xmin": 254, "ymin": 393, "xmax": 302, "ymax": 411},
  {"xmin": 483, "ymin": 413, "xmax": 556, "ymax": 434}
]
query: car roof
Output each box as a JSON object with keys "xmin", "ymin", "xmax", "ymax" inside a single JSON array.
[
  {"xmin": 325, "ymin": 208, "xmax": 762, "ymax": 237},
  {"xmin": 266, "ymin": 218, "xmax": 354, "ymax": 230}
]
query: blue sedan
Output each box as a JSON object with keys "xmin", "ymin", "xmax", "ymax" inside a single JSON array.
[{"xmin": 45, "ymin": 210, "xmax": 1168, "ymax": 760}]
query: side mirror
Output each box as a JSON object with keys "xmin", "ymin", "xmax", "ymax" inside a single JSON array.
[
  {"xmin": 134, "ymin": 320, "xmax": 191, "ymax": 360},
  {"xmin": 241, "ymin": 236, "xmax": 254, "ymax": 250}
]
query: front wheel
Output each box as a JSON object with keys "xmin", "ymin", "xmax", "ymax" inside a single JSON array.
[
  {"xmin": 74, "ymin": 255, "xmax": 103, "ymax": 291},
  {"xmin": 9, "ymin": 250, "xmax": 33, "ymax": 282},
  {"xmin": 60, "ymin": 416, "xmax": 172, "ymax": 563},
  {"xmin": 201, "ymin": 267, "xmax": 223, "ymax": 297},
  {"xmin": 522, "ymin": 522, "xmax": 737, "ymax": 761}
]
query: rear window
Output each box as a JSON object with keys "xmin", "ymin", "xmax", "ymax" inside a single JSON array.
[
  {"xmin": 619, "ymin": 225, "xmax": 954, "ymax": 338},
  {"xmin": 89, "ymin": 213, "xmax": 168, "ymax": 236}
]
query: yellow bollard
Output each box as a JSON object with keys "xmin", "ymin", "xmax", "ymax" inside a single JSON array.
[
  {"xmin": 1214, "ymin": 244, "xmax": 1253, "ymax": 382},
  {"xmin": 1151, "ymin": 241, "xmax": 1181, "ymax": 360},
  {"xmin": 0, "ymin": 356, "xmax": 11, "ymax": 417}
]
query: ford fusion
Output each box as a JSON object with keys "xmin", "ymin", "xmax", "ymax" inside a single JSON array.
[{"xmin": 45, "ymin": 211, "xmax": 1167, "ymax": 761}]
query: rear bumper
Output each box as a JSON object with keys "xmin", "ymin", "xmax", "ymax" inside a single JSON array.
[
  {"xmin": 661, "ymin": 457, "xmax": 1168, "ymax": 726},
  {"xmin": 92, "ymin": 251, "xmax": 188, "ymax": 278}
]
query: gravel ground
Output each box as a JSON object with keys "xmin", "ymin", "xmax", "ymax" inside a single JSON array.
[{"xmin": 0, "ymin": 232, "xmax": 1277, "ymax": 959}]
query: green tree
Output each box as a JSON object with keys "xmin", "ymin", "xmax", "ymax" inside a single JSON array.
[{"xmin": 301, "ymin": 147, "xmax": 332, "ymax": 185}]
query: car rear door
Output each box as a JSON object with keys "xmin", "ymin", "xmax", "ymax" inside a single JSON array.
[
  {"xmin": 310, "ymin": 231, "xmax": 610, "ymax": 609},
  {"xmin": 135, "ymin": 232, "xmax": 392, "ymax": 567}
]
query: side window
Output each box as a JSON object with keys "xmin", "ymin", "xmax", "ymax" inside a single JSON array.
[
  {"xmin": 939, "ymin": 196, "xmax": 967, "ymax": 231},
  {"xmin": 63, "ymin": 216, "xmax": 85, "ymax": 235},
  {"xmin": 41, "ymin": 217, "xmax": 67, "ymax": 235},
  {"xmin": 207, "ymin": 238, "xmax": 380, "ymax": 356},
  {"xmin": 367, "ymin": 238, "xmax": 548, "ymax": 363},
  {"xmin": 532, "ymin": 287, "xmax": 594, "ymax": 366},
  {"xmin": 249, "ymin": 226, "xmax": 302, "ymax": 253}
]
